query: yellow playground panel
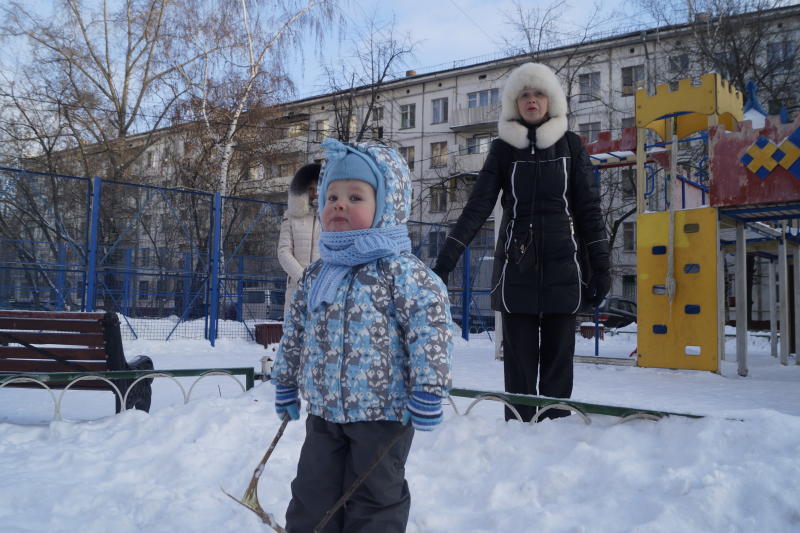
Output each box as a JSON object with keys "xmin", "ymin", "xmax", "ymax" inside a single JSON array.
[
  {"xmin": 637, "ymin": 207, "xmax": 720, "ymax": 372},
  {"xmin": 635, "ymin": 73, "xmax": 742, "ymax": 140}
]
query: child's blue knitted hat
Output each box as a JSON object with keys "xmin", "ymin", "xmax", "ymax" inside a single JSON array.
[{"xmin": 318, "ymin": 138, "xmax": 386, "ymax": 226}]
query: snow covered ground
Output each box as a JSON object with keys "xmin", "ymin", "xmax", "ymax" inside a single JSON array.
[{"xmin": 2, "ymin": 324, "xmax": 800, "ymax": 532}]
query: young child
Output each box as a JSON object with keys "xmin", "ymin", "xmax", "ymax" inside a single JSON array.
[{"xmin": 272, "ymin": 137, "xmax": 453, "ymax": 533}]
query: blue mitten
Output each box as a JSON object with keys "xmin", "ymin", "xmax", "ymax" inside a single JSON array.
[
  {"xmin": 275, "ymin": 384, "xmax": 300, "ymax": 421},
  {"xmin": 402, "ymin": 391, "xmax": 443, "ymax": 431}
]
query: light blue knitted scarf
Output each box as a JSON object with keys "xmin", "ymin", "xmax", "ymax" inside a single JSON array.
[{"xmin": 309, "ymin": 225, "xmax": 411, "ymax": 311}]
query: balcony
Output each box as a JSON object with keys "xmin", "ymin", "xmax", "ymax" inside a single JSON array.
[
  {"xmin": 453, "ymin": 149, "xmax": 489, "ymax": 173},
  {"xmin": 450, "ymin": 105, "xmax": 500, "ymax": 133}
]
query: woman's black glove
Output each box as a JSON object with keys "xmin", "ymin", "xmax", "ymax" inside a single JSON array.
[{"xmin": 586, "ymin": 270, "xmax": 611, "ymax": 307}]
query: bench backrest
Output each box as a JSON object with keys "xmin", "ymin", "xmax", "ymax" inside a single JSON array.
[{"xmin": 0, "ymin": 310, "xmax": 124, "ymax": 374}]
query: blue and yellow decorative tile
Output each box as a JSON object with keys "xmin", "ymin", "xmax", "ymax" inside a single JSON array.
[
  {"xmin": 741, "ymin": 136, "xmax": 778, "ymax": 180},
  {"xmin": 777, "ymin": 128, "xmax": 800, "ymax": 179}
]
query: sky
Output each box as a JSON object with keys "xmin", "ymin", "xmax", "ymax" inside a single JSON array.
[
  {"xmin": 288, "ymin": 0, "xmax": 637, "ymax": 98},
  {"xmin": 2, "ymin": 321, "xmax": 800, "ymax": 531}
]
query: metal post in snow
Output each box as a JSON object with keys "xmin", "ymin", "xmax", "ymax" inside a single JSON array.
[
  {"xmin": 735, "ymin": 221, "xmax": 748, "ymax": 377},
  {"xmin": 183, "ymin": 252, "xmax": 192, "ymax": 320},
  {"xmin": 795, "ymin": 242, "xmax": 800, "ymax": 365},
  {"xmin": 237, "ymin": 255, "xmax": 245, "ymax": 321},
  {"xmin": 86, "ymin": 177, "xmax": 102, "ymax": 311},
  {"xmin": 769, "ymin": 258, "xmax": 778, "ymax": 358},
  {"xmin": 122, "ymin": 248, "xmax": 132, "ymax": 316},
  {"xmin": 208, "ymin": 193, "xmax": 222, "ymax": 346},
  {"xmin": 56, "ymin": 242, "xmax": 66, "ymax": 311},
  {"xmin": 462, "ymin": 246, "xmax": 471, "ymax": 341},
  {"xmin": 778, "ymin": 224, "xmax": 790, "ymax": 365}
]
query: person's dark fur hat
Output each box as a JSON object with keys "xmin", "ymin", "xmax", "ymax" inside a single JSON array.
[{"xmin": 289, "ymin": 163, "xmax": 321, "ymax": 195}]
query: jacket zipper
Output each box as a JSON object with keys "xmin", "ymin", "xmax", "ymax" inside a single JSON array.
[{"xmin": 339, "ymin": 269, "xmax": 357, "ymax": 420}]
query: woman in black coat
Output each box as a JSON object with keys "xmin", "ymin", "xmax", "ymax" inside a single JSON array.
[{"xmin": 433, "ymin": 62, "xmax": 610, "ymax": 421}]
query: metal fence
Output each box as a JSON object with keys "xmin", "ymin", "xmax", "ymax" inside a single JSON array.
[{"xmin": 0, "ymin": 167, "xmax": 495, "ymax": 343}]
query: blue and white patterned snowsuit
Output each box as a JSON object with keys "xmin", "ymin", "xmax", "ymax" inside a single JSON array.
[{"xmin": 272, "ymin": 142, "xmax": 453, "ymax": 424}]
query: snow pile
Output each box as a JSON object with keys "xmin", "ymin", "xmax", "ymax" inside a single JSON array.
[{"xmin": 1, "ymin": 333, "xmax": 800, "ymax": 532}]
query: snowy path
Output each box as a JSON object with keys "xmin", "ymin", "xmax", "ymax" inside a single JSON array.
[{"xmin": 1, "ymin": 331, "xmax": 800, "ymax": 532}]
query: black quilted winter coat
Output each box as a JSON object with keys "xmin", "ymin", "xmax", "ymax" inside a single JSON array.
[{"xmin": 436, "ymin": 127, "xmax": 609, "ymax": 315}]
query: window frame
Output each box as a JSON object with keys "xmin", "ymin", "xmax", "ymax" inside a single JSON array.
[
  {"xmin": 579, "ymin": 72, "xmax": 601, "ymax": 102},
  {"xmin": 621, "ymin": 65, "xmax": 645, "ymax": 96},
  {"xmin": 400, "ymin": 146, "xmax": 415, "ymax": 170},
  {"xmin": 431, "ymin": 97, "xmax": 449, "ymax": 124},
  {"xmin": 578, "ymin": 121, "xmax": 601, "ymax": 143},
  {"xmin": 429, "ymin": 185, "xmax": 447, "ymax": 213},
  {"xmin": 400, "ymin": 103, "xmax": 416, "ymax": 129},
  {"xmin": 430, "ymin": 141, "xmax": 448, "ymax": 168},
  {"xmin": 622, "ymin": 221, "xmax": 636, "ymax": 252}
]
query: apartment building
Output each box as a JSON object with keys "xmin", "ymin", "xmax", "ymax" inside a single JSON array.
[{"xmin": 249, "ymin": 5, "xmax": 799, "ymax": 301}]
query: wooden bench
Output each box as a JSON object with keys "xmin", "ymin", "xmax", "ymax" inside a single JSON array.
[{"xmin": 0, "ymin": 310, "xmax": 154, "ymax": 412}]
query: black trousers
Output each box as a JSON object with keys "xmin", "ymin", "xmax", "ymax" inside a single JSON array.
[
  {"xmin": 501, "ymin": 312, "xmax": 575, "ymax": 422},
  {"xmin": 285, "ymin": 415, "xmax": 415, "ymax": 533}
]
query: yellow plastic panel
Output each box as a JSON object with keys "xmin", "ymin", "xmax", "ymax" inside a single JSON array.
[
  {"xmin": 637, "ymin": 207, "xmax": 719, "ymax": 372},
  {"xmin": 636, "ymin": 73, "xmax": 743, "ymax": 140}
]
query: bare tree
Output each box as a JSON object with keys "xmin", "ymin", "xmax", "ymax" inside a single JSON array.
[
  {"xmin": 322, "ymin": 13, "xmax": 414, "ymax": 143},
  {"xmin": 0, "ymin": 0, "xmax": 228, "ymax": 180},
  {"xmin": 638, "ymin": 0, "xmax": 800, "ymax": 113},
  {"xmin": 177, "ymin": 0, "xmax": 335, "ymax": 198}
]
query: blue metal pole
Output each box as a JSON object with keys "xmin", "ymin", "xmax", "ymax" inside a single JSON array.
[
  {"xmin": 56, "ymin": 242, "xmax": 66, "ymax": 311},
  {"xmin": 208, "ymin": 193, "xmax": 222, "ymax": 346},
  {"xmin": 122, "ymin": 248, "xmax": 132, "ymax": 316},
  {"xmin": 594, "ymin": 307, "xmax": 600, "ymax": 356},
  {"xmin": 462, "ymin": 246, "xmax": 471, "ymax": 341},
  {"xmin": 86, "ymin": 177, "xmax": 101, "ymax": 311},
  {"xmin": 236, "ymin": 255, "xmax": 244, "ymax": 321},
  {"xmin": 183, "ymin": 252, "xmax": 191, "ymax": 319}
]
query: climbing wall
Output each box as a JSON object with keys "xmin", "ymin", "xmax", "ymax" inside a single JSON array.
[{"xmin": 637, "ymin": 207, "xmax": 720, "ymax": 371}]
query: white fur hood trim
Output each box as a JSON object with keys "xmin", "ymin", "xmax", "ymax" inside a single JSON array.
[{"xmin": 498, "ymin": 63, "xmax": 568, "ymax": 150}]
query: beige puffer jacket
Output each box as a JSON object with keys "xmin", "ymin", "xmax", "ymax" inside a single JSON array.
[{"xmin": 278, "ymin": 188, "xmax": 320, "ymax": 316}]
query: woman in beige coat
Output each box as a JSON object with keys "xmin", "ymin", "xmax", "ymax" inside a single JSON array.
[{"xmin": 278, "ymin": 163, "xmax": 322, "ymax": 318}]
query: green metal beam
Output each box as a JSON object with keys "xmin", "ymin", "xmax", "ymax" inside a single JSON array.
[
  {"xmin": 0, "ymin": 367, "xmax": 256, "ymax": 390},
  {"xmin": 449, "ymin": 388, "xmax": 703, "ymax": 419}
]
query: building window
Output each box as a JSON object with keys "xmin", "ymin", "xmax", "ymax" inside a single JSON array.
[
  {"xmin": 315, "ymin": 119, "xmax": 329, "ymax": 142},
  {"xmin": 430, "ymin": 186, "xmax": 447, "ymax": 213},
  {"xmin": 669, "ymin": 54, "xmax": 689, "ymax": 73},
  {"xmin": 579, "ymin": 72, "xmax": 600, "ymax": 102},
  {"xmin": 138, "ymin": 280, "xmax": 149, "ymax": 300},
  {"xmin": 621, "ymin": 117, "xmax": 635, "ymax": 129},
  {"xmin": 713, "ymin": 52, "xmax": 734, "ymax": 81},
  {"xmin": 247, "ymin": 167, "xmax": 259, "ymax": 181},
  {"xmin": 400, "ymin": 104, "xmax": 416, "ymax": 129},
  {"xmin": 373, "ymin": 126, "xmax": 384, "ymax": 139},
  {"xmin": 467, "ymin": 88, "xmax": 499, "ymax": 108},
  {"xmin": 431, "ymin": 97, "xmax": 448, "ymax": 124},
  {"xmin": 430, "ymin": 141, "xmax": 448, "ymax": 168},
  {"xmin": 466, "ymin": 135, "xmax": 491, "ymax": 154},
  {"xmin": 400, "ymin": 146, "xmax": 415, "ymax": 170},
  {"xmin": 620, "ymin": 168, "xmax": 635, "ymax": 198},
  {"xmin": 767, "ymin": 41, "xmax": 795, "ymax": 72},
  {"xmin": 146, "ymin": 151, "xmax": 155, "ymax": 168},
  {"xmin": 287, "ymin": 123, "xmax": 306, "ymax": 138},
  {"xmin": 622, "ymin": 274, "xmax": 636, "ymax": 301},
  {"xmin": 579, "ymin": 121, "xmax": 601, "ymax": 143},
  {"xmin": 623, "ymin": 221, "xmax": 636, "ymax": 252},
  {"xmin": 278, "ymin": 163, "xmax": 293, "ymax": 177},
  {"xmin": 372, "ymin": 106, "xmax": 384, "ymax": 121},
  {"xmin": 621, "ymin": 65, "xmax": 644, "ymax": 96}
]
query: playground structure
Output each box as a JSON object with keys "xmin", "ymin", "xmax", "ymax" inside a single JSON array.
[{"xmin": 583, "ymin": 72, "xmax": 800, "ymax": 375}]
